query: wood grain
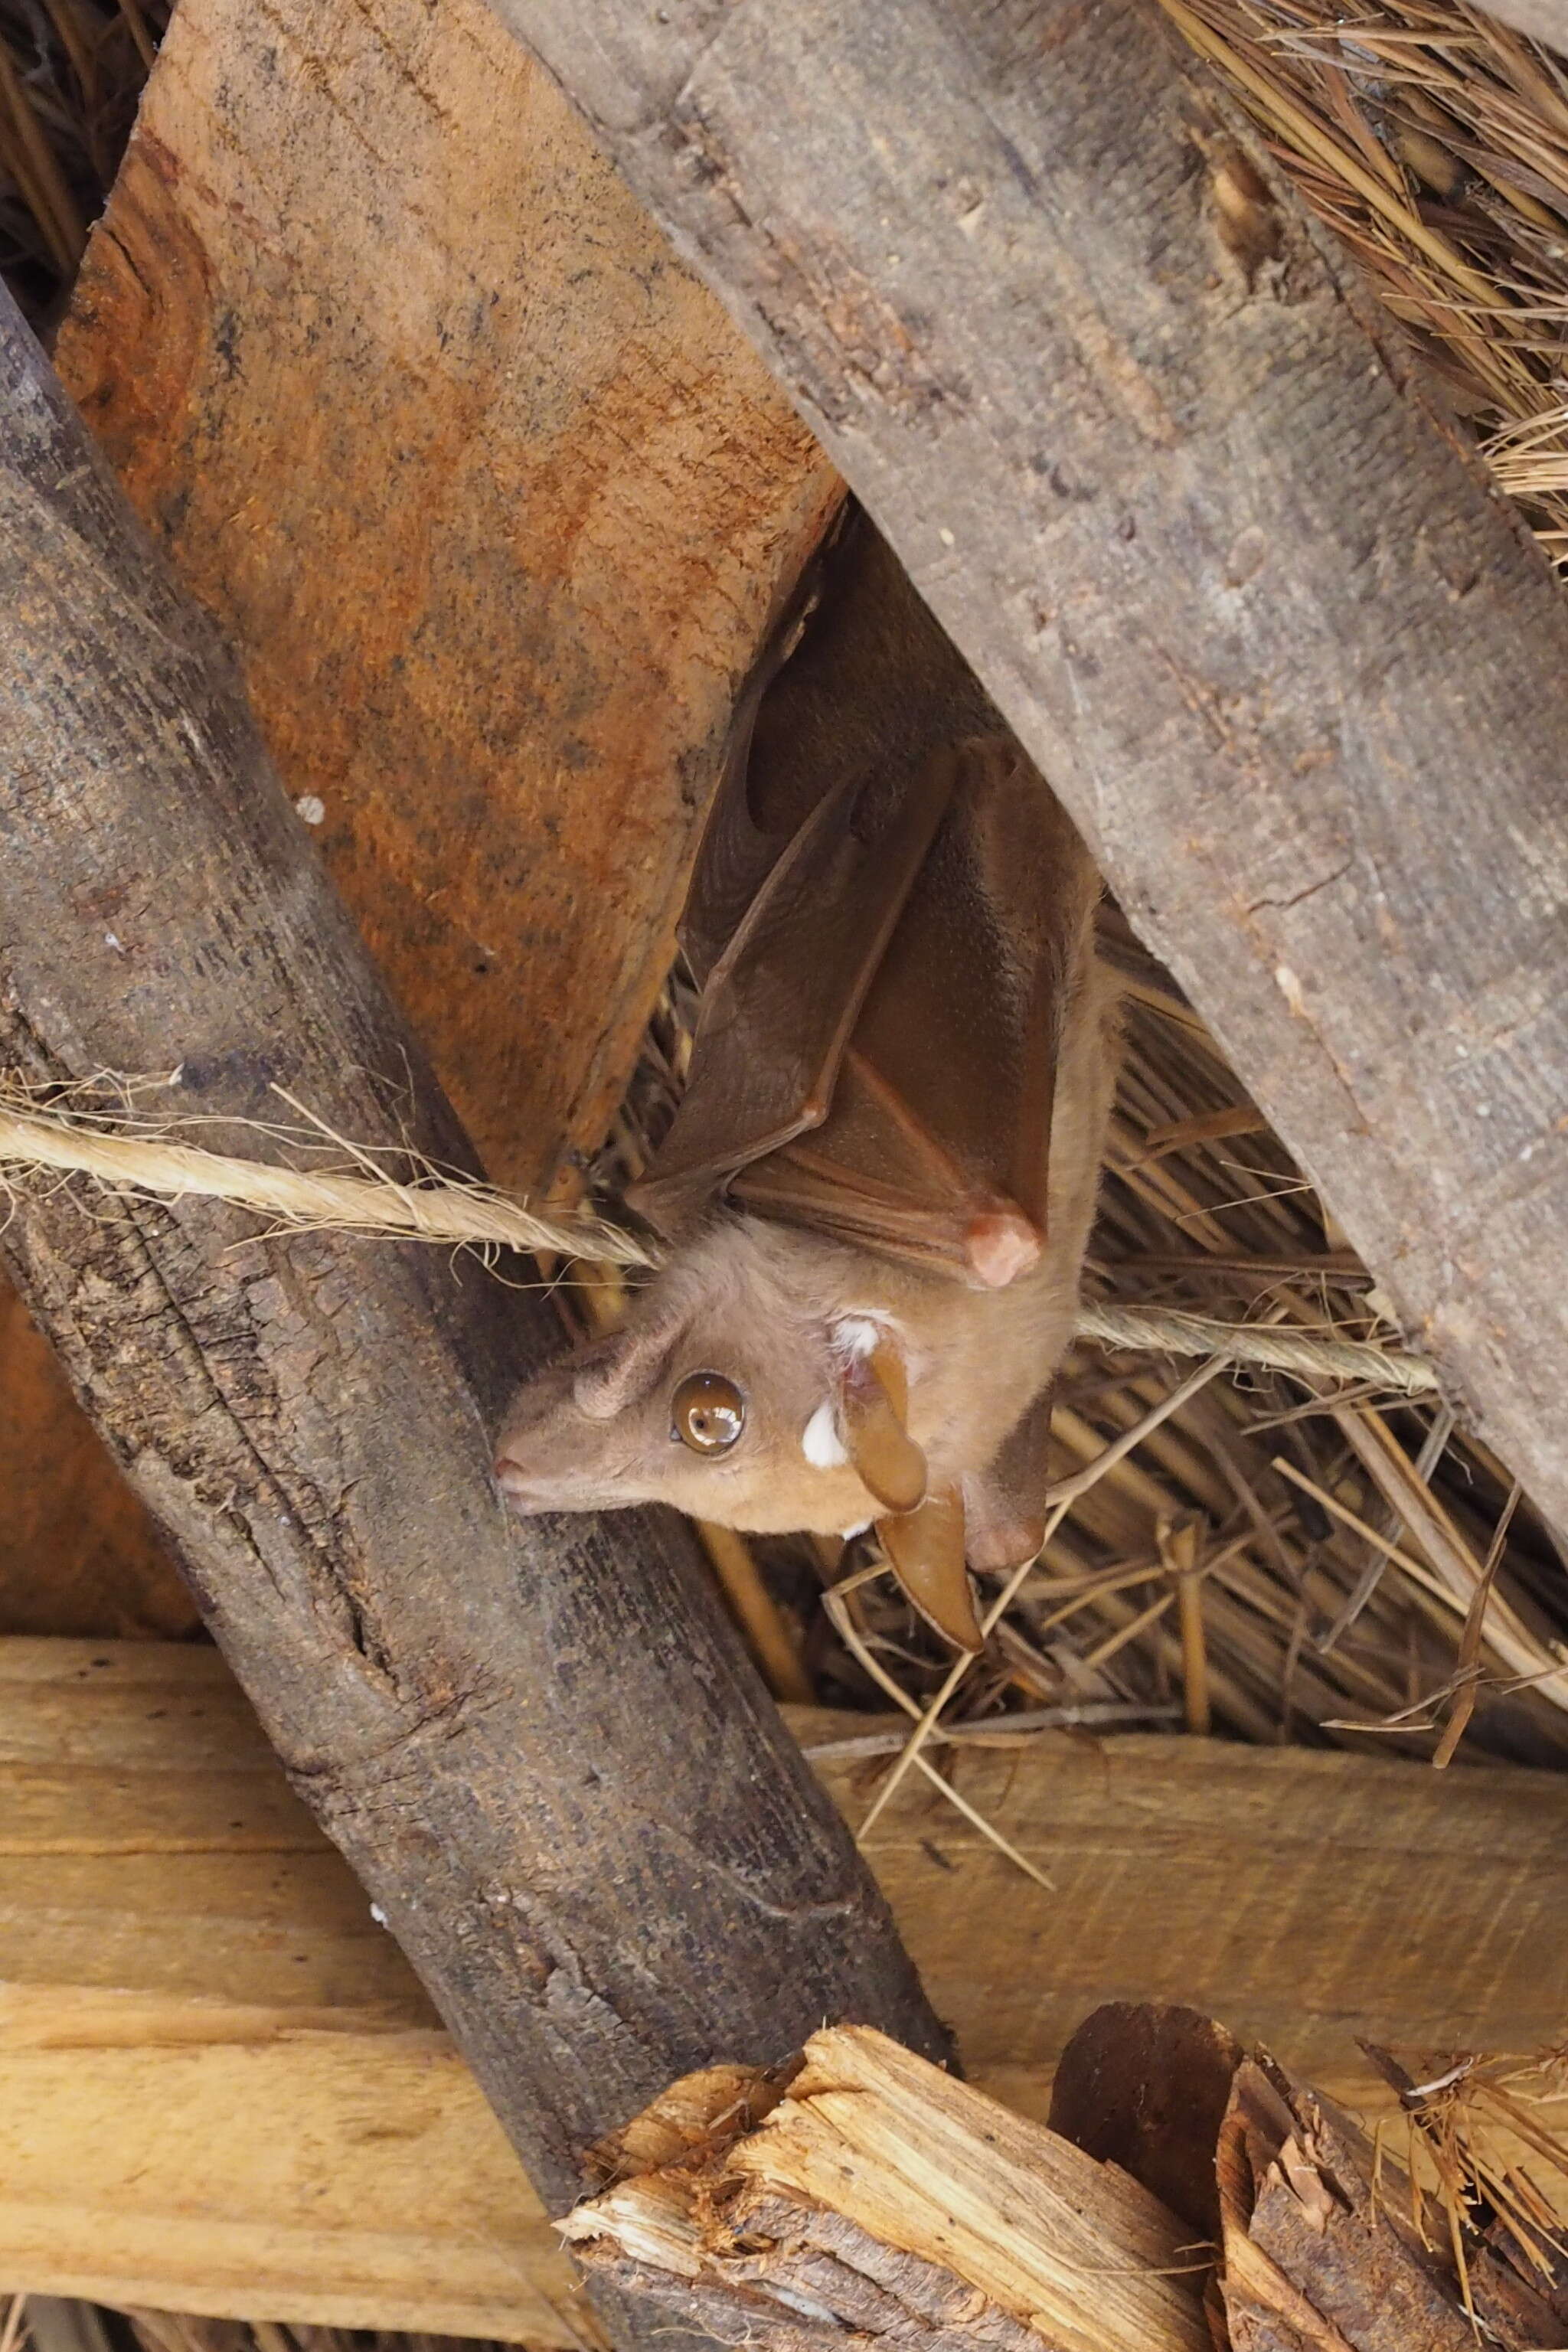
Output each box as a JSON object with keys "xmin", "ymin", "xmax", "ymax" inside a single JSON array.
[
  {"xmin": 4, "ymin": 1642, "xmax": 1566, "ymax": 2332},
  {"xmin": 0, "ymin": 0, "xmax": 840, "ymax": 1643},
  {"xmin": 484, "ymin": 0, "xmax": 1568, "ymax": 1539},
  {"xmin": 564, "ymin": 2026, "xmax": 1208, "ymax": 2352},
  {"xmin": 53, "ymin": 0, "xmax": 838, "ymax": 1195},
  {"xmin": 0, "ymin": 282, "xmax": 942, "ymax": 2269}
]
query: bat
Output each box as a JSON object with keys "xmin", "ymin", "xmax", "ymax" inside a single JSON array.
[{"xmin": 495, "ymin": 510, "xmax": 1119, "ymax": 1649}]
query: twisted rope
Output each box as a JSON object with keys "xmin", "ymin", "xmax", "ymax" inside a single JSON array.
[{"xmin": 0, "ymin": 1097, "xmax": 1437, "ymax": 1394}]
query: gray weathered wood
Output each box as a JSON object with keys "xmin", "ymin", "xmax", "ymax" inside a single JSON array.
[
  {"xmin": 0, "ymin": 284, "xmax": 947, "ymax": 2247},
  {"xmin": 484, "ymin": 0, "xmax": 1568, "ymax": 1537},
  {"xmin": 1470, "ymin": 0, "xmax": 1568, "ymax": 54}
]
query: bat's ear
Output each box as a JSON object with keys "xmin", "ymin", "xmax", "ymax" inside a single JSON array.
[
  {"xmin": 571, "ymin": 1292, "xmax": 688, "ymax": 1421},
  {"xmin": 877, "ymin": 1490, "xmax": 983, "ymax": 1651},
  {"xmin": 832, "ymin": 1331, "xmax": 926, "ymax": 1513},
  {"xmin": 828, "ymin": 1328, "xmax": 980, "ymax": 1649}
]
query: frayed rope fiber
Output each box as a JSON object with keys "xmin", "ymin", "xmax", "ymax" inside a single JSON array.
[{"xmin": 0, "ymin": 1095, "xmax": 1437, "ymax": 1395}]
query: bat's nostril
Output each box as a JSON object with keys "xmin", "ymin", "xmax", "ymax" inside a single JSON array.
[{"xmin": 494, "ymin": 1457, "xmax": 537, "ymax": 1501}]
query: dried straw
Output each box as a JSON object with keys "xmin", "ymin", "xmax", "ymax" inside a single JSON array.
[
  {"xmin": 1158, "ymin": 0, "xmax": 1568, "ymax": 561},
  {"xmin": 0, "ymin": 1097, "xmax": 655, "ymax": 1267},
  {"xmin": 0, "ymin": 0, "xmax": 168, "ymax": 322}
]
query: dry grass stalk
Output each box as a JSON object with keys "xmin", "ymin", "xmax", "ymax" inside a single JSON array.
[
  {"xmin": 0, "ymin": 0, "xmax": 168, "ymax": 322},
  {"xmin": 1364, "ymin": 2043, "xmax": 1568, "ymax": 2324}
]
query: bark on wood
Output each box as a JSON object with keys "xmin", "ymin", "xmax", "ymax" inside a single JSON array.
[
  {"xmin": 5, "ymin": 1642, "xmax": 1568, "ymax": 2331},
  {"xmin": 486, "ymin": 0, "xmax": 1568, "ymax": 1538},
  {"xmin": 0, "ymin": 286, "xmax": 945, "ymax": 2261},
  {"xmin": 0, "ymin": 0, "xmax": 841, "ymax": 1642},
  {"xmin": 1054, "ymin": 2004, "xmax": 1568, "ymax": 2350}
]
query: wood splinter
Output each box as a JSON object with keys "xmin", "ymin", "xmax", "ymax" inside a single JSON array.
[{"xmin": 564, "ymin": 2012, "xmax": 1568, "ymax": 2352}]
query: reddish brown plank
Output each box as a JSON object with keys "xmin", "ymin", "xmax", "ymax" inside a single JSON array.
[{"xmin": 0, "ymin": 0, "xmax": 840, "ymax": 1642}]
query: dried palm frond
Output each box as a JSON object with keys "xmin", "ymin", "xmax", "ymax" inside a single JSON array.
[
  {"xmin": 0, "ymin": 0, "xmax": 168, "ymax": 325},
  {"xmin": 1161, "ymin": 0, "xmax": 1568, "ymax": 562}
]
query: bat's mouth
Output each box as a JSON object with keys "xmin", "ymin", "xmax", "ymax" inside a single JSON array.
[
  {"xmin": 493, "ymin": 1455, "xmax": 545, "ymax": 1508},
  {"xmin": 492, "ymin": 1451, "xmax": 645, "ymax": 1519}
]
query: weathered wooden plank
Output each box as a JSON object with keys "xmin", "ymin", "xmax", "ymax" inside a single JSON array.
[
  {"xmin": 485, "ymin": 0, "xmax": 1568, "ymax": 1540},
  {"xmin": 4, "ymin": 1642, "xmax": 1566, "ymax": 2331},
  {"xmin": 1470, "ymin": 0, "xmax": 1568, "ymax": 53},
  {"xmin": 54, "ymin": 0, "xmax": 838, "ymax": 1197},
  {"xmin": 0, "ymin": 0, "xmax": 840, "ymax": 1644},
  {"xmin": 0, "ymin": 283, "xmax": 943, "ymax": 2274}
]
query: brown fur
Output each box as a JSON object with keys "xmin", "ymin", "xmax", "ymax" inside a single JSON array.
[
  {"xmin": 496, "ymin": 513, "xmax": 1122, "ymax": 1565},
  {"xmin": 495, "ymin": 908, "xmax": 1118, "ymax": 1538}
]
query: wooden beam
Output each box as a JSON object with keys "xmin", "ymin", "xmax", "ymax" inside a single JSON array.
[
  {"xmin": 0, "ymin": 283, "xmax": 945, "ymax": 2263},
  {"xmin": 2, "ymin": 0, "xmax": 841, "ymax": 1645},
  {"xmin": 5, "ymin": 1641, "xmax": 1567, "ymax": 2332},
  {"xmin": 1469, "ymin": 0, "xmax": 1568, "ymax": 53},
  {"xmin": 485, "ymin": 0, "xmax": 1568, "ymax": 1536},
  {"xmin": 54, "ymin": 0, "xmax": 839, "ymax": 1201}
]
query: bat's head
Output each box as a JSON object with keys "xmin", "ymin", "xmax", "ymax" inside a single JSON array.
[{"xmin": 493, "ymin": 1214, "xmax": 928, "ymax": 1537}]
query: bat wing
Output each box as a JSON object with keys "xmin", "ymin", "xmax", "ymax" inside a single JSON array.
[
  {"xmin": 635, "ymin": 508, "xmax": 1099, "ymax": 1285},
  {"xmin": 730, "ymin": 737, "xmax": 1101, "ymax": 1285},
  {"xmin": 628, "ymin": 747, "xmax": 959, "ymax": 1240},
  {"xmin": 677, "ymin": 528, "xmax": 841, "ymax": 991}
]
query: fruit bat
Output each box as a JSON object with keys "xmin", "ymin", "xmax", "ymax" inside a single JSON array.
[{"xmin": 495, "ymin": 511, "xmax": 1119, "ymax": 1648}]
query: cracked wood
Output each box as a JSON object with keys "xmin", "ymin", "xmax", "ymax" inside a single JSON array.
[
  {"xmin": 0, "ymin": 287, "xmax": 946, "ymax": 2247},
  {"xmin": 485, "ymin": 0, "xmax": 1568, "ymax": 1537},
  {"xmin": 9, "ymin": 1646, "xmax": 1568, "ymax": 2330}
]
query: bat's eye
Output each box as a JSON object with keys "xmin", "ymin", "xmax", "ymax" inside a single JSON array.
[{"xmin": 671, "ymin": 1371, "xmax": 746, "ymax": 1453}]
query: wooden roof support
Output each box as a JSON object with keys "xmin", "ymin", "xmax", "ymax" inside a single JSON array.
[
  {"xmin": 0, "ymin": 287, "xmax": 947, "ymax": 2320},
  {"xmin": 7, "ymin": 1639, "xmax": 1568, "ymax": 2332},
  {"xmin": 1470, "ymin": 0, "xmax": 1568, "ymax": 54},
  {"xmin": 488, "ymin": 0, "xmax": 1568, "ymax": 1536}
]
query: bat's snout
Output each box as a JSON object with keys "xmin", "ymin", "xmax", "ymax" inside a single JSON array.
[
  {"xmin": 494, "ymin": 1452, "xmax": 551, "ymax": 1511},
  {"xmin": 492, "ymin": 1351, "xmax": 599, "ymax": 1513}
]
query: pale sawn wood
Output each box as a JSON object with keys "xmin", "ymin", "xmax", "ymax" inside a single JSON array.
[
  {"xmin": 563, "ymin": 2025, "xmax": 1207, "ymax": 2352},
  {"xmin": 3, "ymin": 1642, "xmax": 1565, "ymax": 2331}
]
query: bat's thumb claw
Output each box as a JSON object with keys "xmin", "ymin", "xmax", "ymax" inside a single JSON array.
[{"xmin": 964, "ymin": 1209, "xmax": 1042, "ymax": 1288}]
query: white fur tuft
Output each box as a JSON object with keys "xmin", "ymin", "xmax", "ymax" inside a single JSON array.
[
  {"xmin": 831, "ymin": 1315, "xmax": 881, "ymax": 1361},
  {"xmin": 801, "ymin": 1399, "xmax": 848, "ymax": 1468}
]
